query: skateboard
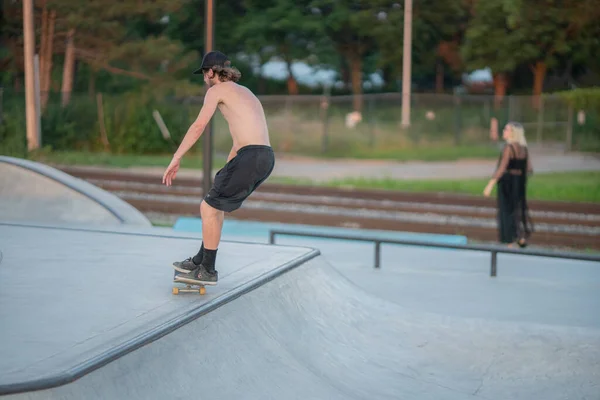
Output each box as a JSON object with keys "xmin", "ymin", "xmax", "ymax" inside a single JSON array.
[{"xmin": 172, "ymin": 270, "xmax": 206, "ymax": 295}]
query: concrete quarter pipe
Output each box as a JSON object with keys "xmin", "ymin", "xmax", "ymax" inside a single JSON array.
[{"xmin": 5, "ymin": 257, "xmax": 598, "ymax": 400}]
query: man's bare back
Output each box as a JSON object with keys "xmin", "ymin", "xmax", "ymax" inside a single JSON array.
[
  {"xmin": 212, "ymin": 82, "xmax": 270, "ymax": 152},
  {"xmin": 169, "ymin": 81, "xmax": 270, "ymax": 162}
]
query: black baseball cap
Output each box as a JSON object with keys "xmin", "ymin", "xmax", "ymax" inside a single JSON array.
[{"xmin": 193, "ymin": 51, "xmax": 229, "ymax": 74}]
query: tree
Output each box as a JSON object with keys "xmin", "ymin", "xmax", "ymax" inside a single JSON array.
[
  {"xmin": 504, "ymin": 0, "xmax": 600, "ymax": 107},
  {"xmin": 309, "ymin": 0, "xmax": 379, "ymax": 111},
  {"xmin": 166, "ymin": 0, "xmax": 246, "ymax": 57},
  {"xmin": 53, "ymin": 0, "xmax": 193, "ymax": 105},
  {"xmin": 234, "ymin": 0, "xmax": 323, "ymax": 95},
  {"xmin": 368, "ymin": 0, "xmax": 468, "ymax": 93},
  {"xmin": 0, "ymin": 0, "xmax": 24, "ymax": 89},
  {"xmin": 461, "ymin": 1, "xmax": 523, "ymax": 107}
]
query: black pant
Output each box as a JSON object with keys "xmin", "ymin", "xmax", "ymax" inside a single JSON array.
[
  {"xmin": 203, "ymin": 145, "xmax": 275, "ymax": 212},
  {"xmin": 496, "ymin": 174, "xmax": 532, "ymax": 243}
]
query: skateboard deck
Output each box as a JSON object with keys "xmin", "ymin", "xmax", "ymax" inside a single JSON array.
[{"xmin": 172, "ymin": 270, "xmax": 206, "ymax": 295}]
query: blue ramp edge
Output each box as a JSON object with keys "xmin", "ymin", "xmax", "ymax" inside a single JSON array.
[{"xmin": 173, "ymin": 217, "xmax": 468, "ymax": 245}]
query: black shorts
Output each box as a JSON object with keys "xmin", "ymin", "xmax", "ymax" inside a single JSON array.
[{"xmin": 203, "ymin": 145, "xmax": 275, "ymax": 212}]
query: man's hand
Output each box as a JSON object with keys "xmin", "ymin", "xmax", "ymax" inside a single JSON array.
[{"xmin": 163, "ymin": 157, "xmax": 181, "ymax": 187}]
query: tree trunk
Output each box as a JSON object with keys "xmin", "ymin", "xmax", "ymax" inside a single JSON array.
[
  {"xmin": 257, "ymin": 55, "xmax": 268, "ymax": 94},
  {"xmin": 40, "ymin": 9, "xmax": 56, "ymax": 111},
  {"xmin": 348, "ymin": 53, "xmax": 363, "ymax": 112},
  {"xmin": 257, "ymin": 74, "xmax": 265, "ymax": 94},
  {"xmin": 88, "ymin": 66, "xmax": 96, "ymax": 97},
  {"xmin": 285, "ymin": 59, "xmax": 298, "ymax": 95},
  {"xmin": 340, "ymin": 55, "xmax": 350, "ymax": 90},
  {"xmin": 493, "ymin": 72, "xmax": 507, "ymax": 109},
  {"xmin": 436, "ymin": 60, "xmax": 444, "ymax": 93},
  {"xmin": 61, "ymin": 29, "xmax": 75, "ymax": 107},
  {"xmin": 531, "ymin": 61, "xmax": 547, "ymax": 110},
  {"xmin": 39, "ymin": 4, "xmax": 47, "ymax": 109},
  {"xmin": 381, "ymin": 66, "xmax": 395, "ymax": 91}
]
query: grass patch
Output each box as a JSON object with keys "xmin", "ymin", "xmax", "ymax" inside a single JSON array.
[
  {"xmin": 28, "ymin": 150, "xmax": 227, "ymax": 169},
  {"xmin": 322, "ymin": 171, "xmax": 600, "ymax": 203},
  {"xmin": 317, "ymin": 145, "xmax": 499, "ymax": 161}
]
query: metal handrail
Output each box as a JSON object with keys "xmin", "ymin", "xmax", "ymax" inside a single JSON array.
[{"xmin": 268, "ymin": 230, "xmax": 600, "ymax": 277}]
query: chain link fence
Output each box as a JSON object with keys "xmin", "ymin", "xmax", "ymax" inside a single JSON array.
[
  {"xmin": 1, "ymin": 89, "xmax": 597, "ymax": 158},
  {"xmin": 206, "ymin": 93, "xmax": 593, "ymax": 157}
]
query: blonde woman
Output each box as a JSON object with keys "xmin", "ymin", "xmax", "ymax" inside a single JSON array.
[{"xmin": 483, "ymin": 122, "xmax": 534, "ymax": 247}]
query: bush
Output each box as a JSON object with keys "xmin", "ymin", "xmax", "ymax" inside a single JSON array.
[
  {"xmin": 556, "ymin": 87, "xmax": 600, "ymax": 151},
  {"xmin": 0, "ymin": 113, "xmax": 27, "ymax": 157},
  {"xmin": 0, "ymin": 89, "xmax": 197, "ymax": 156},
  {"xmin": 0, "ymin": 92, "xmax": 27, "ymax": 157}
]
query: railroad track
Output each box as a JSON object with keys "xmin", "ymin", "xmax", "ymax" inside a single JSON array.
[{"xmin": 58, "ymin": 166, "xmax": 600, "ymax": 250}]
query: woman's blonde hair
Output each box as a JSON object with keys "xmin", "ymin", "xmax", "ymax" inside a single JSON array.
[
  {"xmin": 506, "ymin": 121, "xmax": 528, "ymax": 146},
  {"xmin": 208, "ymin": 62, "xmax": 242, "ymax": 83}
]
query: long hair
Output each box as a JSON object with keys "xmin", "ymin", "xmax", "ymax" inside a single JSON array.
[
  {"xmin": 507, "ymin": 121, "xmax": 527, "ymax": 146},
  {"xmin": 209, "ymin": 62, "xmax": 242, "ymax": 82}
]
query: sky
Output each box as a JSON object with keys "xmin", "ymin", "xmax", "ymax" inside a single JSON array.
[{"xmin": 258, "ymin": 59, "xmax": 493, "ymax": 90}]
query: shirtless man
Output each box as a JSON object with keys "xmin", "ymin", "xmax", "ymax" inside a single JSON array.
[{"xmin": 162, "ymin": 51, "xmax": 274, "ymax": 285}]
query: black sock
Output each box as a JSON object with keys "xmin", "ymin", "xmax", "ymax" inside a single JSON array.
[
  {"xmin": 192, "ymin": 242, "xmax": 204, "ymax": 265},
  {"xmin": 202, "ymin": 248, "xmax": 218, "ymax": 273}
]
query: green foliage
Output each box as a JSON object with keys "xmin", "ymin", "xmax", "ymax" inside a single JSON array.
[
  {"xmin": 461, "ymin": 1, "xmax": 523, "ymax": 73},
  {"xmin": 325, "ymin": 171, "xmax": 600, "ymax": 203},
  {"xmin": 2, "ymin": 0, "xmax": 600, "ymax": 163},
  {"xmin": 0, "ymin": 89, "xmax": 200, "ymax": 155},
  {"xmin": 165, "ymin": 0, "xmax": 246, "ymax": 55},
  {"xmin": 364, "ymin": 0, "xmax": 466, "ymax": 79},
  {"xmin": 40, "ymin": 94, "xmax": 99, "ymax": 151},
  {"xmin": 0, "ymin": 114, "xmax": 27, "ymax": 158},
  {"xmin": 555, "ymin": 87, "xmax": 600, "ymax": 152},
  {"xmin": 556, "ymin": 87, "xmax": 600, "ymax": 111},
  {"xmin": 235, "ymin": 0, "xmax": 326, "ymax": 66}
]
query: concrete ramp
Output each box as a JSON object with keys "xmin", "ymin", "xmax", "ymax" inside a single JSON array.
[
  {"xmin": 0, "ymin": 156, "xmax": 150, "ymax": 226},
  {"xmin": 0, "ymin": 222, "xmax": 318, "ymax": 396},
  {"xmin": 4, "ymin": 255, "xmax": 598, "ymax": 399}
]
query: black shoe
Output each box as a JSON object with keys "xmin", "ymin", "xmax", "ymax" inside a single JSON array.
[
  {"xmin": 174, "ymin": 264, "xmax": 218, "ymax": 286},
  {"xmin": 173, "ymin": 257, "xmax": 199, "ymax": 273}
]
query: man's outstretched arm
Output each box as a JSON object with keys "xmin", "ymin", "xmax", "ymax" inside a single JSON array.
[{"xmin": 173, "ymin": 88, "xmax": 220, "ymax": 160}]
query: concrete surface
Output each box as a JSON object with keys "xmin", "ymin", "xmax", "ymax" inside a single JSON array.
[
  {"xmin": 0, "ymin": 222, "xmax": 317, "ymax": 394},
  {"xmin": 0, "ymin": 157, "xmax": 150, "ymax": 226},
  {"xmin": 3, "ymin": 255, "xmax": 598, "ymax": 399},
  {"xmin": 178, "ymin": 221, "xmax": 600, "ymax": 329}
]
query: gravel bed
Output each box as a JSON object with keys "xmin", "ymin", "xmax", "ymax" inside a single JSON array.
[
  {"xmin": 93, "ymin": 179, "xmax": 600, "ymax": 222},
  {"xmin": 114, "ymin": 191, "xmax": 600, "ymax": 236}
]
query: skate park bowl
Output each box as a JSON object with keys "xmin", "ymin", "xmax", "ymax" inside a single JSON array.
[
  {"xmin": 1, "ymin": 158, "xmax": 599, "ymax": 399},
  {"xmin": 1, "ymin": 220, "xmax": 599, "ymax": 399},
  {"xmin": 0, "ymin": 156, "xmax": 150, "ymax": 227}
]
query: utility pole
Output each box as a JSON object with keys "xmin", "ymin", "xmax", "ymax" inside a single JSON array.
[
  {"xmin": 202, "ymin": 0, "xmax": 215, "ymax": 196},
  {"xmin": 23, "ymin": 0, "xmax": 40, "ymax": 150},
  {"xmin": 401, "ymin": 0, "xmax": 412, "ymax": 128}
]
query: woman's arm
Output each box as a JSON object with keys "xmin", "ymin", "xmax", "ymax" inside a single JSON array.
[
  {"xmin": 483, "ymin": 145, "xmax": 511, "ymax": 196},
  {"xmin": 492, "ymin": 145, "xmax": 511, "ymax": 181}
]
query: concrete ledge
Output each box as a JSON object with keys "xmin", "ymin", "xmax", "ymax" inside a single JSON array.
[
  {"xmin": 0, "ymin": 156, "xmax": 150, "ymax": 227},
  {"xmin": 0, "ymin": 223, "xmax": 319, "ymax": 395}
]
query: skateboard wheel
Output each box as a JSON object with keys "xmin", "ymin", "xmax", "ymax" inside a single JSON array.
[
  {"xmin": 199, "ymin": 287, "xmax": 206, "ymax": 295},
  {"xmin": 172, "ymin": 287, "xmax": 179, "ymax": 295}
]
